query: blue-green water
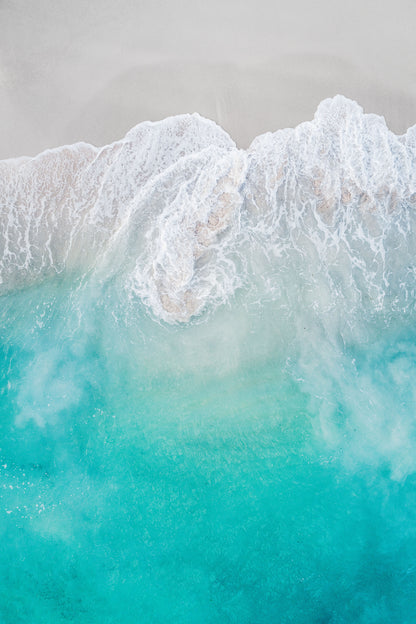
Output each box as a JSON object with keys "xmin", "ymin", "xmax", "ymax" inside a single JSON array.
[
  {"xmin": 2, "ymin": 97, "xmax": 416, "ymax": 622},
  {"xmin": 2, "ymin": 279, "xmax": 416, "ymax": 623}
]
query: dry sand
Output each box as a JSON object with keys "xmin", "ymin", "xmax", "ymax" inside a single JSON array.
[{"xmin": 1, "ymin": 0, "xmax": 416, "ymax": 158}]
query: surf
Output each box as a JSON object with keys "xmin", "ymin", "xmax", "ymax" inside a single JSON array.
[{"xmin": 2, "ymin": 96, "xmax": 416, "ymax": 623}]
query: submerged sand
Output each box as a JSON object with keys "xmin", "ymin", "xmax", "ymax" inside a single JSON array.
[{"xmin": 1, "ymin": 0, "xmax": 416, "ymax": 158}]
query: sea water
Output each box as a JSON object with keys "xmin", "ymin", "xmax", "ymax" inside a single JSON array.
[{"xmin": 1, "ymin": 96, "xmax": 416, "ymax": 622}]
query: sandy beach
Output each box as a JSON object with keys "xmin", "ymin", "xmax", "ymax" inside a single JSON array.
[{"xmin": 1, "ymin": 0, "xmax": 416, "ymax": 158}]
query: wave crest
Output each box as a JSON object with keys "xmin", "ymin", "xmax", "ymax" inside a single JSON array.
[{"xmin": 1, "ymin": 96, "xmax": 416, "ymax": 323}]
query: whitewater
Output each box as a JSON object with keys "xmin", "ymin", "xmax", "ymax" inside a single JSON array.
[{"xmin": 1, "ymin": 96, "xmax": 416, "ymax": 623}]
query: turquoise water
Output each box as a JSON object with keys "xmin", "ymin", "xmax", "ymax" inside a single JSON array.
[
  {"xmin": 2, "ymin": 97, "xmax": 416, "ymax": 621},
  {"xmin": 1, "ymin": 279, "xmax": 416, "ymax": 623}
]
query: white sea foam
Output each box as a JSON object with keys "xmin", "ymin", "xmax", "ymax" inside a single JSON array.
[{"xmin": 1, "ymin": 96, "xmax": 416, "ymax": 325}]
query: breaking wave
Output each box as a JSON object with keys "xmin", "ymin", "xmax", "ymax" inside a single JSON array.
[{"xmin": 2, "ymin": 95, "xmax": 416, "ymax": 326}]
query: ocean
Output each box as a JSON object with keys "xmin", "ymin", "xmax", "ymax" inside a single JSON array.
[{"xmin": 1, "ymin": 95, "xmax": 416, "ymax": 622}]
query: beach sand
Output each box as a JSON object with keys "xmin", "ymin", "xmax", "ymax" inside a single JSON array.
[{"xmin": 1, "ymin": 0, "xmax": 416, "ymax": 158}]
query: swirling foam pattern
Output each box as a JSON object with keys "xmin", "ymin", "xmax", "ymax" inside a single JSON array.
[{"xmin": 2, "ymin": 96, "xmax": 416, "ymax": 323}]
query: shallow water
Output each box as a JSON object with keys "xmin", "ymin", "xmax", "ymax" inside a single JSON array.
[{"xmin": 2, "ymin": 97, "xmax": 416, "ymax": 622}]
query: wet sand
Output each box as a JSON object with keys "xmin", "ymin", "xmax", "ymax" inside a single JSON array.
[{"xmin": 1, "ymin": 0, "xmax": 416, "ymax": 158}]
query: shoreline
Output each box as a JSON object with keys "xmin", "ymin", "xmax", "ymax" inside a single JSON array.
[{"xmin": 1, "ymin": 0, "xmax": 416, "ymax": 157}]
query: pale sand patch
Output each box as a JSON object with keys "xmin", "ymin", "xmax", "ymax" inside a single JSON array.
[{"xmin": 1, "ymin": 0, "xmax": 416, "ymax": 158}]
